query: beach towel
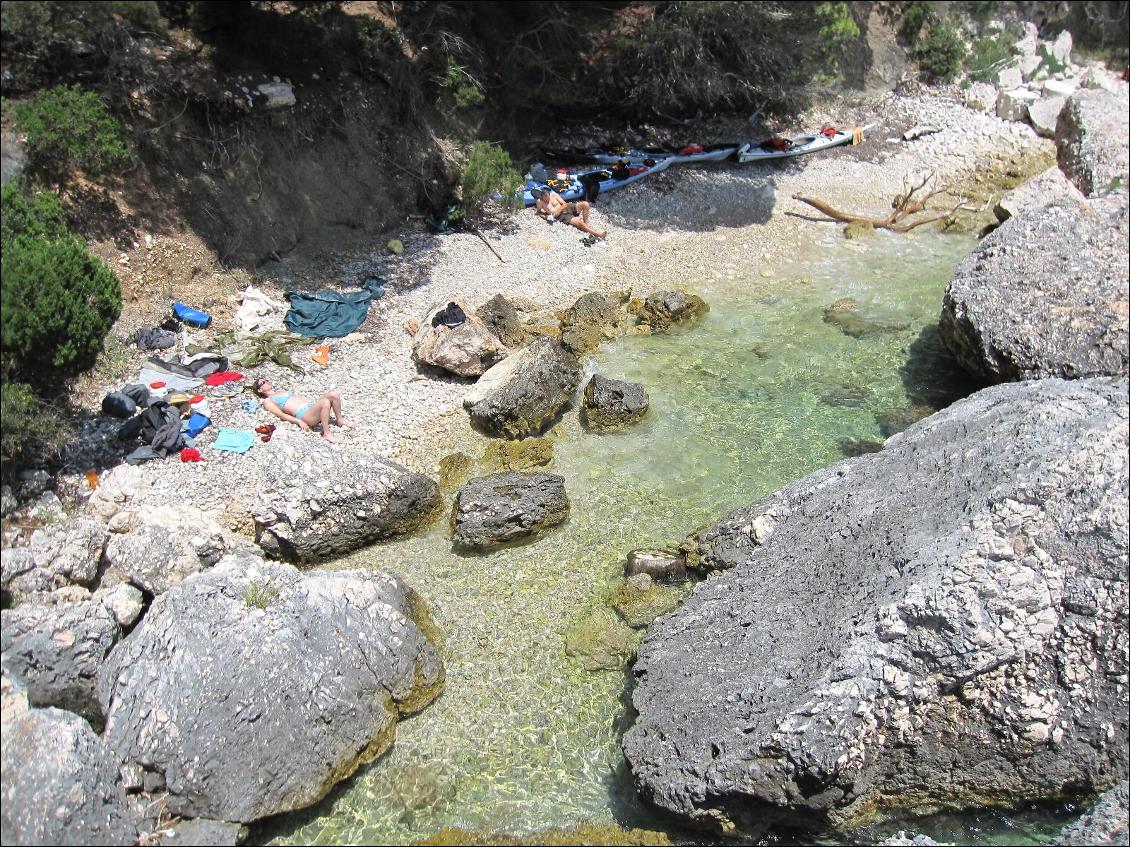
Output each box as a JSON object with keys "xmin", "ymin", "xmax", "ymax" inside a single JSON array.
[{"xmin": 212, "ymin": 428, "xmax": 255, "ymax": 454}]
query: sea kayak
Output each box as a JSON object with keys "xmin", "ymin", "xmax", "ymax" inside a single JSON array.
[
  {"xmin": 544, "ymin": 143, "xmax": 739, "ymax": 166},
  {"xmin": 513, "ymin": 156, "xmax": 674, "ymax": 207},
  {"xmin": 736, "ymin": 125, "xmax": 874, "ymax": 164}
]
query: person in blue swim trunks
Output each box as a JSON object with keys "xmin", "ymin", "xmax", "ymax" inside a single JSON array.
[{"xmin": 254, "ymin": 377, "xmax": 354, "ymax": 444}]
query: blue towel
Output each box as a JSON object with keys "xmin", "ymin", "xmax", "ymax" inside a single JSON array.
[
  {"xmin": 212, "ymin": 428, "xmax": 255, "ymax": 453},
  {"xmin": 186, "ymin": 413, "xmax": 211, "ymax": 438}
]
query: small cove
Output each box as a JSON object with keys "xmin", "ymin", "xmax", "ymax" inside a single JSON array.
[{"xmin": 263, "ymin": 229, "xmax": 1070, "ymax": 845}]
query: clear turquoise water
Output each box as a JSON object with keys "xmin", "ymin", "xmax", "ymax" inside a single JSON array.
[{"xmin": 260, "ymin": 231, "xmax": 1072, "ymax": 845}]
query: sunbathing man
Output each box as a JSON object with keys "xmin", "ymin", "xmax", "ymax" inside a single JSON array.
[
  {"xmin": 254, "ymin": 377, "xmax": 354, "ymax": 444},
  {"xmin": 535, "ymin": 189, "xmax": 607, "ymax": 239}
]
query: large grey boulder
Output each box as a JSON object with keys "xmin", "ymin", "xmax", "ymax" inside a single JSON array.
[
  {"xmin": 452, "ymin": 472, "xmax": 569, "ymax": 551},
  {"xmin": 475, "ymin": 294, "xmax": 530, "ymax": 348},
  {"xmin": 581, "ymin": 374, "xmax": 649, "ymax": 431},
  {"xmin": 940, "ymin": 190, "xmax": 1129, "ymax": 383},
  {"xmin": 254, "ymin": 443, "xmax": 439, "ymax": 564},
  {"xmin": 1055, "ymin": 781, "xmax": 1129, "ymax": 846},
  {"xmin": 993, "ymin": 165, "xmax": 1084, "ymax": 222},
  {"xmin": 625, "ymin": 377, "xmax": 1129, "ymax": 838},
  {"xmin": 463, "ymin": 336, "xmax": 583, "ymax": 439},
  {"xmin": 1028, "ymin": 96, "xmax": 1066, "ymax": 138},
  {"xmin": 412, "ymin": 305, "xmax": 509, "ymax": 377},
  {"xmin": 1, "ymin": 599, "xmax": 121, "ymax": 726},
  {"xmin": 1056, "ymin": 88, "xmax": 1130, "ymax": 196},
  {"xmin": 97, "ymin": 553, "xmax": 444, "ymax": 823},
  {"xmin": 1, "ymin": 675, "xmax": 137, "ymax": 846}
]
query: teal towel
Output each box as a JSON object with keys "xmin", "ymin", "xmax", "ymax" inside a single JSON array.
[{"xmin": 212, "ymin": 428, "xmax": 255, "ymax": 453}]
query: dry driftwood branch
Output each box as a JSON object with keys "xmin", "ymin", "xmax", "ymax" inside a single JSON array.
[
  {"xmin": 470, "ymin": 226, "xmax": 506, "ymax": 263},
  {"xmin": 792, "ymin": 173, "xmax": 972, "ymax": 233}
]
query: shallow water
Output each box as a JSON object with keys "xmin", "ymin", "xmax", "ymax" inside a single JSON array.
[{"xmin": 261, "ymin": 231, "xmax": 1071, "ymax": 845}]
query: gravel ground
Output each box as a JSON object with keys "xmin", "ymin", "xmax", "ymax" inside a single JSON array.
[{"xmin": 60, "ymin": 88, "xmax": 1050, "ymax": 532}]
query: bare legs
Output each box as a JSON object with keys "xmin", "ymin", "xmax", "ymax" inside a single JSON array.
[
  {"xmin": 325, "ymin": 391, "xmax": 355, "ymax": 428},
  {"xmin": 566, "ymin": 202, "xmax": 607, "ymax": 239}
]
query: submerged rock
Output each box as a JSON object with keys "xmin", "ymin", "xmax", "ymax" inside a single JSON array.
[
  {"xmin": 1, "ymin": 675, "xmax": 137, "ymax": 846},
  {"xmin": 626, "ymin": 377, "xmax": 1129, "ymax": 838},
  {"xmin": 626, "ymin": 549, "xmax": 687, "ymax": 583},
  {"xmin": 876, "ymin": 403, "xmax": 935, "ymax": 437},
  {"xmin": 416, "ymin": 823, "xmax": 673, "ymax": 845},
  {"xmin": 612, "ymin": 574, "xmax": 683, "ymax": 628},
  {"xmin": 565, "ymin": 608, "xmax": 639, "ymax": 672},
  {"xmin": 254, "ymin": 444, "xmax": 439, "ymax": 564},
  {"xmin": 451, "ymin": 472, "xmax": 569, "ymax": 551},
  {"xmin": 940, "ymin": 190, "xmax": 1129, "ymax": 382},
  {"xmin": 582, "ymin": 375, "xmax": 649, "ymax": 431},
  {"xmin": 97, "ymin": 553, "xmax": 443, "ymax": 823},
  {"xmin": 481, "ymin": 437, "xmax": 554, "ymax": 473},
  {"xmin": 463, "ymin": 337, "xmax": 583, "ymax": 439},
  {"xmin": 822, "ymin": 298, "xmax": 910, "ymax": 338}
]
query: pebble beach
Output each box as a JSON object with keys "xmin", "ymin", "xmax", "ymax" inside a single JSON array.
[{"xmin": 66, "ymin": 87, "xmax": 1048, "ymax": 528}]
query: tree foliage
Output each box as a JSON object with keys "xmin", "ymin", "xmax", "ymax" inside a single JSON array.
[
  {"xmin": 1, "ymin": 184, "xmax": 122, "ymax": 387},
  {"xmin": 460, "ymin": 141, "xmax": 524, "ymax": 214},
  {"xmin": 912, "ymin": 20, "xmax": 967, "ymax": 81},
  {"xmin": 11, "ymin": 85, "xmax": 130, "ymax": 177}
]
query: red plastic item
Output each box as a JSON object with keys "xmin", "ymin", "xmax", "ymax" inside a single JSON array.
[
  {"xmin": 203, "ymin": 371, "xmax": 244, "ymax": 386},
  {"xmin": 678, "ymin": 144, "xmax": 704, "ymax": 155},
  {"xmin": 188, "ymin": 394, "xmax": 204, "ymax": 404},
  {"xmin": 149, "ymin": 381, "xmax": 166, "ymax": 389},
  {"xmin": 179, "ymin": 447, "xmax": 203, "ymax": 462}
]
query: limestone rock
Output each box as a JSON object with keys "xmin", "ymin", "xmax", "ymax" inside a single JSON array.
[
  {"xmin": 630, "ymin": 290, "xmax": 709, "ymax": 332},
  {"xmin": 996, "ymin": 64, "xmax": 1023, "ymax": 91},
  {"xmin": 463, "ymin": 337, "xmax": 583, "ymax": 439},
  {"xmin": 822, "ymin": 298, "xmax": 910, "ymax": 338},
  {"xmin": 624, "ymin": 377, "xmax": 1129, "ymax": 838},
  {"xmin": 475, "ymin": 294, "xmax": 530, "ymax": 348},
  {"xmin": 254, "ymin": 444, "xmax": 439, "ymax": 565},
  {"xmin": 1, "ymin": 599, "xmax": 121, "ymax": 726},
  {"xmin": 97, "ymin": 553, "xmax": 443, "ymax": 823},
  {"xmin": 481, "ymin": 438, "xmax": 554, "ymax": 473},
  {"xmin": 451, "ymin": 472, "xmax": 569, "ymax": 551},
  {"xmin": 1, "ymin": 676, "xmax": 137, "ymax": 846},
  {"xmin": 992, "ymin": 165, "xmax": 1084, "ymax": 222},
  {"xmin": 103, "ymin": 504, "xmax": 231, "ymax": 595},
  {"xmin": 161, "ymin": 817, "xmax": 249, "ymax": 846},
  {"xmin": 1056, "ymin": 88, "xmax": 1130, "ymax": 196},
  {"xmin": 611, "ymin": 574, "xmax": 683, "ymax": 628},
  {"xmin": 3, "ymin": 517, "xmax": 107, "ymax": 603},
  {"xmin": 581, "ymin": 375, "xmax": 649, "ymax": 431},
  {"xmin": 559, "ymin": 292, "xmax": 622, "ymax": 356},
  {"xmin": 1014, "ymin": 21, "xmax": 1038, "ymax": 56},
  {"xmin": 962, "ymin": 82, "xmax": 997, "ymax": 113},
  {"xmin": 997, "ymin": 88, "xmax": 1040, "ymax": 122},
  {"xmin": 565, "ymin": 608, "xmax": 639, "ymax": 672},
  {"xmin": 940, "ymin": 190, "xmax": 1129, "ymax": 382},
  {"xmin": 1049, "ymin": 29, "xmax": 1072, "ymax": 66},
  {"xmin": 256, "ymin": 82, "xmax": 295, "ymax": 109},
  {"xmin": 412, "ymin": 306, "xmax": 508, "ymax": 377},
  {"xmin": 1028, "ymin": 96, "xmax": 1066, "ymax": 138}
]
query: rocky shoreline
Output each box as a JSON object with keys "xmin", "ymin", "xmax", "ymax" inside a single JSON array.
[{"xmin": 3, "ymin": 47, "xmax": 1129, "ymax": 846}]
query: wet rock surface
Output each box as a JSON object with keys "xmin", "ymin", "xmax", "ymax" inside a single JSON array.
[
  {"xmin": 558, "ymin": 292, "xmax": 624, "ymax": 356},
  {"xmin": 97, "ymin": 552, "xmax": 443, "ymax": 823},
  {"xmin": 626, "ymin": 377, "xmax": 1129, "ymax": 838},
  {"xmin": 451, "ymin": 472, "xmax": 570, "ymax": 551},
  {"xmin": 940, "ymin": 189, "xmax": 1129, "ymax": 383},
  {"xmin": 581, "ymin": 374, "xmax": 649, "ymax": 431},
  {"xmin": 630, "ymin": 290, "xmax": 710, "ymax": 332},
  {"xmin": 253, "ymin": 442, "xmax": 439, "ymax": 564},
  {"xmin": 1055, "ymin": 781, "xmax": 1129, "ymax": 846},
  {"xmin": 463, "ymin": 337, "xmax": 583, "ymax": 439}
]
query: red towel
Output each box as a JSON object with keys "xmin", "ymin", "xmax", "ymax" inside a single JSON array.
[
  {"xmin": 203, "ymin": 371, "xmax": 244, "ymax": 386},
  {"xmin": 180, "ymin": 447, "xmax": 203, "ymax": 462}
]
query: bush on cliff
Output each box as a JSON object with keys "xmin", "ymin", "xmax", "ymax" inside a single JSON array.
[
  {"xmin": 460, "ymin": 141, "xmax": 523, "ymax": 214},
  {"xmin": 1, "ymin": 183, "xmax": 122, "ymax": 387},
  {"xmin": 11, "ymin": 85, "xmax": 130, "ymax": 177}
]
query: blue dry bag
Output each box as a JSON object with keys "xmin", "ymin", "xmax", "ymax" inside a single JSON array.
[{"xmin": 172, "ymin": 302, "xmax": 212, "ymax": 329}]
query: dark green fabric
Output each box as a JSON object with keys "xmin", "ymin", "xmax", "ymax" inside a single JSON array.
[{"xmin": 284, "ymin": 287, "xmax": 377, "ymax": 338}]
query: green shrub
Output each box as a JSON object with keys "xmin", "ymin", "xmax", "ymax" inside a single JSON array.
[
  {"xmin": 460, "ymin": 141, "xmax": 523, "ymax": 214},
  {"xmin": 245, "ymin": 581, "xmax": 281, "ymax": 610},
  {"xmin": 108, "ymin": 1, "xmax": 163, "ymax": 31},
  {"xmin": 0, "ymin": 381, "xmax": 67, "ymax": 466},
  {"xmin": 1, "ymin": 234, "xmax": 122, "ymax": 385},
  {"xmin": 0, "ymin": 182, "xmax": 69, "ymax": 247},
  {"xmin": 913, "ymin": 22, "xmax": 967, "ymax": 82},
  {"xmin": 815, "ymin": 2, "xmax": 861, "ymax": 70},
  {"xmin": 11, "ymin": 85, "xmax": 130, "ymax": 177},
  {"xmin": 898, "ymin": 1, "xmax": 933, "ymax": 46},
  {"xmin": 965, "ymin": 31, "xmax": 1015, "ymax": 82},
  {"xmin": 439, "ymin": 56, "xmax": 485, "ymax": 110}
]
